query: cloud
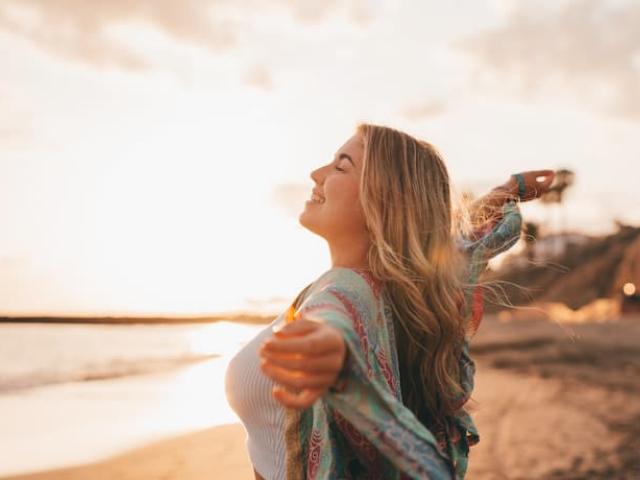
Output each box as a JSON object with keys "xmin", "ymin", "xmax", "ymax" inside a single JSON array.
[
  {"xmin": 271, "ymin": 182, "xmax": 309, "ymax": 217},
  {"xmin": 0, "ymin": 0, "xmax": 239, "ymax": 70},
  {"xmin": 0, "ymin": 91, "xmax": 35, "ymax": 148},
  {"xmin": 0, "ymin": 256, "xmax": 28, "ymax": 269},
  {"xmin": 243, "ymin": 65, "xmax": 275, "ymax": 90},
  {"xmin": 0, "ymin": 124, "xmax": 31, "ymax": 148},
  {"xmin": 0, "ymin": 0, "xmax": 380, "ymax": 71},
  {"xmin": 399, "ymin": 100, "xmax": 447, "ymax": 120},
  {"xmin": 287, "ymin": 0, "xmax": 378, "ymax": 26},
  {"xmin": 455, "ymin": 0, "xmax": 640, "ymax": 120}
]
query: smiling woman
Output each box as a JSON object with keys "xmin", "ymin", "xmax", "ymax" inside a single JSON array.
[
  {"xmin": 224, "ymin": 123, "xmax": 553, "ymax": 479},
  {"xmin": 298, "ymin": 135, "xmax": 369, "ymax": 272}
]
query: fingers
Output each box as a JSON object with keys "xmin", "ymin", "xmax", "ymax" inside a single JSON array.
[
  {"xmin": 262, "ymin": 328, "xmax": 341, "ymax": 355},
  {"xmin": 261, "ymin": 360, "xmax": 336, "ymax": 390},
  {"xmin": 526, "ymin": 175, "xmax": 554, "ymax": 199},
  {"xmin": 518, "ymin": 170, "xmax": 556, "ymax": 201},
  {"xmin": 525, "ymin": 169, "xmax": 555, "ymax": 178},
  {"xmin": 536, "ymin": 172, "xmax": 555, "ymax": 192},
  {"xmin": 260, "ymin": 316, "xmax": 346, "ymax": 408},
  {"xmin": 260, "ymin": 350, "xmax": 344, "ymax": 374},
  {"xmin": 272, "ymin": 385, "xmax": 323, "ymax": 409}
]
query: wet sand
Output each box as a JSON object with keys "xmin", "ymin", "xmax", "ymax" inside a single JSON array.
[{"xmin": 3, "ymin": 423, "xmax": 254, "ymax": 480}]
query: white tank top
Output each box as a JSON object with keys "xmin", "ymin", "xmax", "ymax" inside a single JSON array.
[{"xmin": 224, "ymin": 316, "xmax": 287, "ymax": 479}]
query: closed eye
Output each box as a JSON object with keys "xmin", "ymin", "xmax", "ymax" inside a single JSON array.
[{"xmin": 334, "ymin": 165, "xmax": 345, "ymax": 172}]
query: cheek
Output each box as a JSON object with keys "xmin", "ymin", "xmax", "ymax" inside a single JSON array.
[
  {"xmin": 326, "ymin": 179, "xmax": 365, "ymax": 224},
  {"xmin": 326, "ymin": 177, "xmax": 359, "ymax": 207}
]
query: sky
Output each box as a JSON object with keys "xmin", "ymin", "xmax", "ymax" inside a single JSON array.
[{"xmin": 0, "ymin": 0, "xmax": 639, "ymax": 316}]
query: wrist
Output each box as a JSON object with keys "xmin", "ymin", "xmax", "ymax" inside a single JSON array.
[
  {"xmin": 492, "ymin": 183, "xmax": 518, "ymax": 201},
  {"xmin": 504, "ymin": 176, "xmax": 518, "ymax": 194},
  {"xmin": 510, "ymin": 173, "xmax": 527, "ymax": 200}
]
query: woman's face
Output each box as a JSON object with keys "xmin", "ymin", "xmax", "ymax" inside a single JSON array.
[{"xmin": 298, "ymin": 133, "xmax": 368, "ymax": 241}]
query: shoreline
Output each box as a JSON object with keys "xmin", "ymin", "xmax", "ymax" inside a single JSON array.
[{"xmin": 0, "ymin": 314, "xmax": 275, "ymax": 325}]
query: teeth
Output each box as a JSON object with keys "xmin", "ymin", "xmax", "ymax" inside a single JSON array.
[{"xmin": 311, "ymin": 193, "xmax": 325, "ymax": 203}]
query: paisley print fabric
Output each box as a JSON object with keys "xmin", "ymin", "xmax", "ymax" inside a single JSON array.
[{"xmin": 282, "ymin": 200, "xmax": 522, "ymax": 479}]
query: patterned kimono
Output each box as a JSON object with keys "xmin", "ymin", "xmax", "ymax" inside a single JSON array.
[{"xmin": 283, "ymin": 200, "xmax": 522, "ymax": 480}]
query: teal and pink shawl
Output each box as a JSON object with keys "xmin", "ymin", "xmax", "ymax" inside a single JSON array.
[{"xmin": 283, "ymin": 200, "xmax": 522, "ymax": 480}]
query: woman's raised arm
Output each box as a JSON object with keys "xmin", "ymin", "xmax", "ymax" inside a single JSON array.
[
  {"xmin": 458, "ymin": 170, "xmax": 555, "ymax": 338},
  {"xmin": 464, "ymin": 170, "xmax": 554, "ymax": 234}
]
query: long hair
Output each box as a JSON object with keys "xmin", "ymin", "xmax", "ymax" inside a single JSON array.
[{"xmin": 357, "ymin": 123, "xmax": 467, "ymax": 433}]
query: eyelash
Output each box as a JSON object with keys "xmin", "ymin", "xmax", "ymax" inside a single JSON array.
[{"xmin": 334, "ymin": 165, "xmax": 345, "ymax": 172}]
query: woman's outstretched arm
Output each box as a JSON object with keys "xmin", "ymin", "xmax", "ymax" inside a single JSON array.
[{"xmin": 260, "ymin": 278, "xmax": 455, "ymax": 480}]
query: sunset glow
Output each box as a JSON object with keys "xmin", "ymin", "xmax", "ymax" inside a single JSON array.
[{"xmin": 1, "ymin": 0, "xmax": 639, "ymax": 315}]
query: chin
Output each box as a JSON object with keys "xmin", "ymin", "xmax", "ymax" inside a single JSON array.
[
  {"xmin": 298, "ymin": 208, "xmax": 322, "ymax": 236},
  {"xmin": 298, "ymin": 209, "xmax": 311, "ymax": 230}
]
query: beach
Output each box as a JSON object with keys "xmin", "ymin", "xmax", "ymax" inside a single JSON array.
[
  {"xmin": 467, "ymin": 314, "xmax": 640, "ymax": 479},
  {"xmin": 0, "ymin": 321, "xmax": 265, "ymax": 478},
  {"xmin": 2, "ymin": 315, "xmax": 639, "ymax": 480},
  {"xmin": 3, "ymin": 424, "xmax": 253, "ymax": 480}
]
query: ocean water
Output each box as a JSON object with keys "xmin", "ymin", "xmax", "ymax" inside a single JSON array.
[
  {"xmin": 0, "ymin": 321, "xmax": 265, "ymax": 392},
  {"xmin": 0, "ymin": 321, "xmax": 269, "ymax": 476}
]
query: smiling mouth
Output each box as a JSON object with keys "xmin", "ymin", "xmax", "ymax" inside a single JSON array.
[{"xmin": 308, "ymin": 192, "xmax": 325, "ymax": 204}]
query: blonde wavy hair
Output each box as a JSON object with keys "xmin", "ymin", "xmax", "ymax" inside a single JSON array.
[{"xmin": 357, "ymin": 123, "xmax": 468, "ymax": 432}]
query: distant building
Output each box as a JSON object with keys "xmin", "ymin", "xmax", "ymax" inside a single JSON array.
[
  {"xmin": 530, "ymin": 232, "xmax": 592, "ymax": 260},
  {"xmin": 621, "ymin": 285, "xmax": 640, "ymax": 313},
  {"xmin": 488, "ymin": 225, "xmax": 640, "ymax": 315},
  {"xmin": 508, "ymin": 231, "xmax": 593, "ymax": 269},
  {"xmin": 616, "ymin": 235, "xmax": 640, "ymax": 314}
]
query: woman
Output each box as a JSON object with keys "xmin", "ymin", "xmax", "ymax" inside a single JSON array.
[{"xmin": 225, "ymin": 123, "xmax": 553, "ymax": 479}]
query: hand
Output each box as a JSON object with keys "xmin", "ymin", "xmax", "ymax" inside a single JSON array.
[
  {"xmin": 503, "ymin": 169, "xmax": 555, "ymax": 202},
  {"xmin": 259, "ymin": 315, "xmax": 347, "ymax": 410}
]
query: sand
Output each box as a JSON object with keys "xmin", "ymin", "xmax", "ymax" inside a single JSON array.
[
  {"xmin": 2, "ymin": 423, "xmax": 254, "ymax": 480},
  {"xmin": 4, "ymin": 315, "xmax": 639, "ymax": 480}
]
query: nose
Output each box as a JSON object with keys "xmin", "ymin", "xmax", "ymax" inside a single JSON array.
[{"xmin": 310, "ymin": 165, "xmax": 325, "ymax": 185}]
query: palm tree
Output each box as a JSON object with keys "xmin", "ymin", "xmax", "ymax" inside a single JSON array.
[
  {"xmin": 540, "ymin": 169, "xmax": 575, "ymax": 255},
  {"xmin": 523, "ymin": 221, "xmax": 540, "ymax": 262}
]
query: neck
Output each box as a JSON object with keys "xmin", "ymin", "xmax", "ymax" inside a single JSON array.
[{"xmin": 328, "ymin": 234, "xmax": 371, "ymax": 270}]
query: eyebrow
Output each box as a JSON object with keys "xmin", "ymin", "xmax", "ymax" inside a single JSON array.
[{"xmin": 334, "ymin": 153, "xmax": 355, "ymax": 167}]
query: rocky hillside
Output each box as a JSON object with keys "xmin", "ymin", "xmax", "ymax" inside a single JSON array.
[{"xmin": 483, "ymin": 225, "xmax": 640, "ymax": 312}]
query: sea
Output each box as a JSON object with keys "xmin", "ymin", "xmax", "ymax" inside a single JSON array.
[{"xmin": 0, "ymin": 320, "xmax": 268, "ymax": 477}]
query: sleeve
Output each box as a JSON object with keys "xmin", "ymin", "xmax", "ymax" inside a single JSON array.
[
  {"xmin": 458, "ymin": 199, "xmax": 523, "ymax": 338},
  {"xmin": 296, "ymin": 282, "xmax": 455, "ymax": 480}
]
